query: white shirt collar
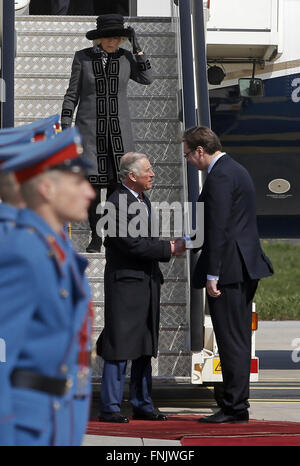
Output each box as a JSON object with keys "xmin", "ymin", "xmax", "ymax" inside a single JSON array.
[
  {"xmin": 122, "ymin": 183, "xmax": 140, "ymax": 199},
  {"xmin": 207, "ymin": 152, "xmax": 226, "ymax": 174}
]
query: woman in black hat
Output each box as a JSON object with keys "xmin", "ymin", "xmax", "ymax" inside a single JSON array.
[{"xmin": 61, "ymin": 14, "xmax": 153, "ymax": 252}]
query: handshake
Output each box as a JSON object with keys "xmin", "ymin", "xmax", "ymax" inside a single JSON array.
[{"xmin": 170, "ymin": 237, "xmax": 188, "ymax": 257}]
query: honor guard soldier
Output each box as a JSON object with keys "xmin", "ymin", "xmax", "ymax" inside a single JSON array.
[
  {"xmin": 0, "ymin": 115, "xmax": 61, "ymax": 242},
  {"xmin": 0, "ymin": 114, "xmax": 61, "ymax": 141},
  {"xmin": 0, "ymin": 127, "xmax": 96, "ymax": 446},
  {"xmin": 0, "ymin": 130, "xmax": 36, "ymax": 241},
  {"xmin": 0, "ymin": 130, "xmax": 34, "ymax": 148}
]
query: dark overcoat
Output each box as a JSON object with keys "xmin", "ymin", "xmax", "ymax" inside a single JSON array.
[
  {"xmin": 61, "ymin": 47, "xmax": 153, "ymax": 186},
  {"xmin": 96, "ymin": 184, "xmax": 172, "ymax": 360}
]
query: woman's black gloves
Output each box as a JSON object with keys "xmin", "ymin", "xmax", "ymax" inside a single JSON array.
[{"xmin": 127, "ymin": 26, "xmax": 142, "ymax": 54}]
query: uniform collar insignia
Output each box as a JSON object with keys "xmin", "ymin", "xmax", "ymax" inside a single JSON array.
[{"xmin": 46, "ymin": 235, "xmax": 66, "ymax": 264}]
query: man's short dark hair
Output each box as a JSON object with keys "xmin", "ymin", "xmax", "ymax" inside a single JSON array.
[{"xmin": 183, "ymin": 126, "xmax": 222, "ymax": 155}]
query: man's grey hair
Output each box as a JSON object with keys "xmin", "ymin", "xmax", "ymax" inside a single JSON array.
[{"xmin": 119, "ymin": 152, "xmax": 148, "ymax": 180}]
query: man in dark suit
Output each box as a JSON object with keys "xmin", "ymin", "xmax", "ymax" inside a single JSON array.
[
  {"xmin": 96, "ymin": 152, "xmax": 185, "ymax": 423},
  {"xmin": 183, "ymin": 126, "xmax": 273, "ymax": 423}
]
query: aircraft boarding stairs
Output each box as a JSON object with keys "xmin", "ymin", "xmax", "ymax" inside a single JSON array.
[{"xmin": 14, "ymin": 14, "xmax": 191, "ymax": 383}]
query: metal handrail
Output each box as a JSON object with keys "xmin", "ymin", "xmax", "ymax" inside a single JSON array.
[
  {"xmin": 174, "ymin": 0, "xmax": 212, "ymax": 352},
  {"xmin": 191, "ymin": 0, "xmax": 211, "ymax": 129},
  {"xmin": 1, "ymin": 0, "xmax": 15, "ymax": 128}
]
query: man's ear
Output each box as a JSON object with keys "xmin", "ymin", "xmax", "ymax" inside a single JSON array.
[
  {"xmin": 197, "ymin": 146, "xmax": 206, "ymax": 161},
  {"xmin": 128, "ymin": 171, "xmax": 137, "ymax": 183},
  {"xmin": 36, "ymin": 175, "xmax": 56, "ymax": 202}
]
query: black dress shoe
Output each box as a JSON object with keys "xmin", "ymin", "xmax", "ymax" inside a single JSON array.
[
  {"xmin": 86, "ymin": 235, "xmax": 102, "ymax": 253},
  {"xmin": 198, "ymin": 409, "xmax": 249, "ymax": 424},
  {"xmin": 132, "ymin": 411, "xmax": 168, "ymax": 421},
  {"xmin": 98, "ymin": 413, "xmax": 129, "ymax": 423}
]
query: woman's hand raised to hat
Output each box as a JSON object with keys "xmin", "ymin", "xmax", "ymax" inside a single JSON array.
[{"xmin": 127, "ymin": 26, "xmax": 143, "ymax": 55}]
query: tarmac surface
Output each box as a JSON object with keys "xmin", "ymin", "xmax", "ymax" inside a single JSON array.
[{"xmin": 82, "ymin": 321, "xmax": 300, "ymax": 446}]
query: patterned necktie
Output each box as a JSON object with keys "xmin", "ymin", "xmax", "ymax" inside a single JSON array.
[{"xmin": 138, "ymin": 193, "xmax": 149, "ymax": 216}]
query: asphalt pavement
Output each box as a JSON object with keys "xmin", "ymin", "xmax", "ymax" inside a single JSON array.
[{"xmin": 82, "ymin": 321, "xmax": 300, "ymax": 446}]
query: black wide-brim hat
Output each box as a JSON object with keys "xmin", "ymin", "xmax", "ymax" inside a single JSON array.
[{"xmin": 86, "ymin": 14, "xmax": 131, "ymax": 41}]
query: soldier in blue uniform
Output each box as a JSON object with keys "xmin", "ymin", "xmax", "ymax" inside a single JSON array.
[
  {"xmin": 0, "ymin": 132, "xmax": 35, "ymax": 241},
  {"xmin": 0, "ymin": 127, "xmax": 96, "ymax": 446},
  {"xmin": 0, "ymin": 114, "xmax": 60, "ymax": 141},
  {"xmin": 0, "ymin": 115, "xmax": 62, "ymax": 241}
]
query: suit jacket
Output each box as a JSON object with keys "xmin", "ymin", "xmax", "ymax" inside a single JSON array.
[
  {"xmin": 0, "ymin": 208, "xmax": 92, "ymax": 446},
  {"xmin": 193, "ymin": 154, "xmax": 273, "ymax": 288},
  {"xmin": 97, "ymin": 184, "xmax": 171, "ymax": 360}
]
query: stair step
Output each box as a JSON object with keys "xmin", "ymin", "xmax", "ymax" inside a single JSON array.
[
  {"xmin": 89, "ymin": 279, "xmax": 187, "ymax": 304},
  {"xmin": 16, "ymin": 33, "xmax": 175, "ymax": 55},
  {"xmin": 92, "ymin": 350, "xmax": 191, "ymax": 380},
  {"xmin": 135, "ymin": 141, "xmax": 182, "ymax": 162},
  {"xmin": 84, "ymin": 256, "xmax": 187, "ymax": 279},
  {"xmin": 15, "ymin": 76, "xmax": 179, "ymax": 97},
  {"xmin": 16, "ymin": 52, "xmax": 177, "ymax": 57},
  {"xmin": 151, "ymin": 352, "xmax": 191, "ymax": 378},
  {"xmin": 90, "ymin": 279, "xmax": 186, "ymax": 305},
  {"xmin": 88, "ymin": 277, "xmax": 186, "ymax": 283},
  {"xmin": 92, "ymin": 303, "xmax": 188, "ymax": 324},
  {"xmin": 15, "ymin": 55, "xmax": 178, "ymax": 76},
  {"xmin": 15, "ymin": 96, "xmax": 178, "ymax": 119},
  {"xmin": 15, "ymin": 118, "xmax": 182, "ymax": 145},
  {"xmin": 15, "ymin": 72, "xmax": 177, "ymax": 80},
  {"xmin": 16, "ymin": 31, "xmax": 174, "ymax": 37},
  {"xmin": 15, "ymin": 94, "xmax": 176, "ymax": 99},
  {"xmin": 15, "ymin": 117, "xmax": 181, "ymax": 140},
  {"xmin": 92, "ymin": 327, "xmax": 188, "ymax": 354},
  {"xmin": 15, "ymin": 15, "xmax": 173, "ymax": 34}
]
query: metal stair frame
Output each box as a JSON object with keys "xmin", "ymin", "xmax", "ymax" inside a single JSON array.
[{"xmin": 14, "ymin": 14, "xmax": 191, "ymax": 382}]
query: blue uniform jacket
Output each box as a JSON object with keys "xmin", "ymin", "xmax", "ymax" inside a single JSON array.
[
  {"xmin": 0, "ymin": 208, "xmax": 92, "ymax": 446},
  {"xmin": 0, "ymin": 203, "xmax": 18, "ymax": 240}
]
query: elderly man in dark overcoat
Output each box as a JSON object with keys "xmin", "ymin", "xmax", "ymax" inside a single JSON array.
[{"xmin": 96, "ymin": 152, "xmax": 185, "ymax": 423}]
